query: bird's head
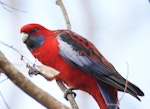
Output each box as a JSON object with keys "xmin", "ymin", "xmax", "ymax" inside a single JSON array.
[{"xmin": 20, "ymin": 23, "xmax": 50, "ymax": 51}]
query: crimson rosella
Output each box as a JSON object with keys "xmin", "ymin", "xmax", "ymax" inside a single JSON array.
[{"xmin": 20, "ymin": 23, "xmax": 144, "ymax": 109}]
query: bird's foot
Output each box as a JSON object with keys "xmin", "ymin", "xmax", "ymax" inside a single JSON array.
[
  {"xmin": 64, "ymin": 88, "xmax": 77, "ymax": 101},
  {"xmin": 28, "ymin": 67, "xmax": 40, "ymax": 77}
]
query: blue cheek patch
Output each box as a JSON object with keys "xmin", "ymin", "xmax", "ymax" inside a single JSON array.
[
  {"xmin": 27, "ymin": 35, "xmax": 45, "ymax": 50},
  {"xmin": 35, "ymin": 35, "xmax": 45, "ymax": 45}
]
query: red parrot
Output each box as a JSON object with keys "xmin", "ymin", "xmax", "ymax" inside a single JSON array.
[{"xmin": 20, "ymin": 23, "xmax": 144, "ymax": 109}]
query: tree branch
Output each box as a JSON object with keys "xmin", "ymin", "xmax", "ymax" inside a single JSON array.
[
  {"xmin": 56, "ymin": 0, "xmax": 71, "ymax": 30},
  {"xmin": 0, "ymin": 67, "xmax": 3, "ymax": 72},
  {"xmin": 56, "ymin": 80, "xmax": 79, "ymax": 109},
  {"xmin": 0, "ymin": 51, "xmax": 70, "ymax": 109},
  {"xmin": 55, "ymin": 0, "xmax": 79, "ymax": 109}
]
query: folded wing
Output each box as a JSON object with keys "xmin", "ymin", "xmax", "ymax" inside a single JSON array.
[{"xmin": 57, "ymin": 30, "xmax": 144, "ymax": 101}]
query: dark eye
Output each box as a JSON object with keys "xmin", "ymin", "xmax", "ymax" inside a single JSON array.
[{"xmin": 31, "ymin": 28, "xmax": 38, "ymax": 33}]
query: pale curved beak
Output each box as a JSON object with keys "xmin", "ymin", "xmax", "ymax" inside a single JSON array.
[{"xmin": 21, "ymin": 32, "xmax": 29, "ymax": 43}]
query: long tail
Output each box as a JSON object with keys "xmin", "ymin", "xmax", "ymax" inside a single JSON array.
[
  {"xmin": 118, "ymin": 80, "xmax": 144, "ymax": 101},
  {"xmin": 90, "ymin": 81, "xmax": 119, "ymax": 109}
]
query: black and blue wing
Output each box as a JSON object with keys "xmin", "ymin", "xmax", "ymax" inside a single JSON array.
[{"xmin": 56, "ymin": 30, "xmax": 144, "ymax": 102}]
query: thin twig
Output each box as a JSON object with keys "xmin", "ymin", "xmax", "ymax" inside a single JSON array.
[
  {"xmin": 0, "ymin": 0, "xmax": 26, "ymax": 12},
  {"xmin": 115, "ymin": 62, "xmax": 129, "ymax": 109},
  {"xmin": 56, "ymin": 0, "xmax": 71, "ymax": 30},
  {"xmin": 0, "ymin": 78, "xmax": 8, "ymax": 83},
  {"xmin": 0, "ymin": 41, "xmax": 35, "ymax": 66},
  {"xmin": 0, "ymin": 91, "xmax": 10, "ymax": 109},
  {"xmin": 56, "ymin": 79, "xmax": 79, "ymax": 109}
]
